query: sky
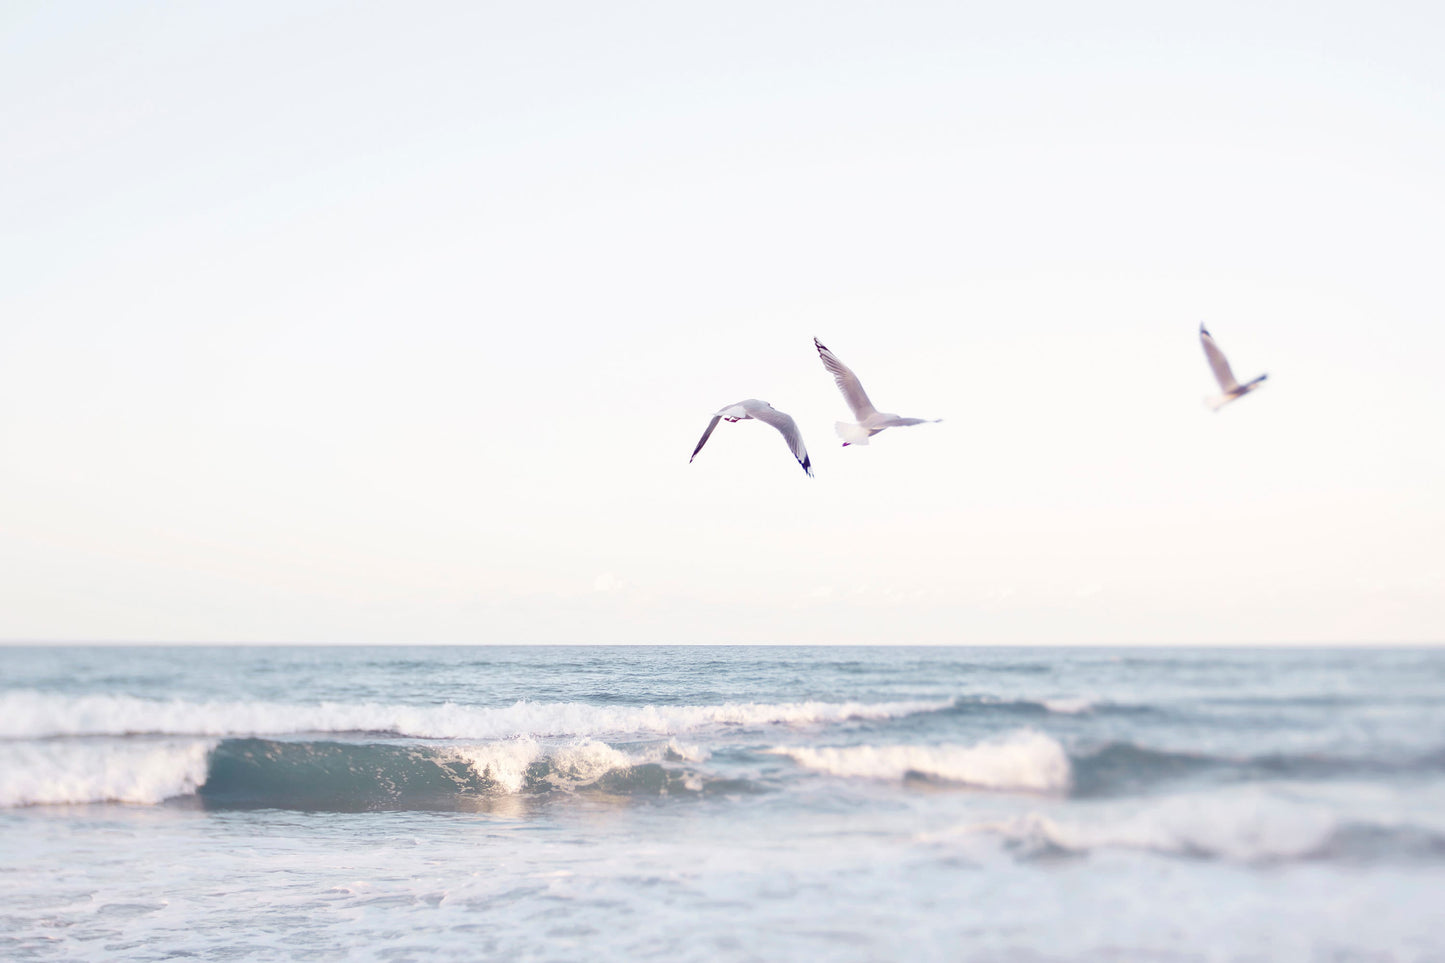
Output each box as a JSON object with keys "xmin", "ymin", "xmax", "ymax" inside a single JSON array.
[{"xmin": 2, "ymin": 1, "xmax": 1443, "ymax": 645}]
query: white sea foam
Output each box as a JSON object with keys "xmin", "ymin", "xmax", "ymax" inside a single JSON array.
[
  {"xmin": 664, "ymin": 737, "xmax": 710, "ymax": 763},
  {"xmin": 0, "ymin": 690, "xmax": 946, "ymax": 740},
  {"xmin": 443, "ymin": 738, "xmax": 635, "ymax": 793},
  {"xmin": 545, "ymin": 739, "xmax": 634, "ymax": 787},
  {"xmin": 444, "ymin": 739, "xmax": 544, "ymax": 794},
  {"xmin": 1041, "ymin": 697, "xmax": 1095, "ymax": 715},
  {"xmin": 0, "ymin": 738, "xmax": 216, "ymax": 807},
  {"xmin": 0, "ymin": 735, "xmax": 655, "ymax": 807},
  {"xmin": 767, "ymin": 730, "xmax": 1071, "ymax": 793},
  {"xmin": 964, "ymin": 789, "xmax": 1343, "ymax": 862}
]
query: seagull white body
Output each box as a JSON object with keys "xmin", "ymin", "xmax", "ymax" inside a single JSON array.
[
  {"xmin": 813, "ymin": 337, "xmax": 940, "ymax": 446},
  {"xmin": 1200, "ymin": 324, "xmax": 1267, "ymax": 410},
  {"xmin": 689, "ymin": 399, "xmax": 812, "ymax": 476}
]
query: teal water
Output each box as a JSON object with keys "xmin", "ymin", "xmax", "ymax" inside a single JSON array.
[{"xmin": 3, "ymin": 645, "xmax": 1443, "ymax": 960}]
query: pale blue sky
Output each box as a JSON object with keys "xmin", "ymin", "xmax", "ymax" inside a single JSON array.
[{"xmin": 2, "ymin": 1, "xmax": 1442, "ymax": 643}]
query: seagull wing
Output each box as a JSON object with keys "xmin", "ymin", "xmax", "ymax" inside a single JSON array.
[
  {"xmin": 746, "ymin": 402, "xmax": 813, "ymax": 477},
  {"xmin": 1200, "ymin": 324, "xmax": 1240, "ymax": 392},
  {"xmin": 689, "ymin": 415, "xmax": 722, "ymax": 463},
  {"xmin": 814, "ymin": 338, "xmax": 878, "ymax": 420}
]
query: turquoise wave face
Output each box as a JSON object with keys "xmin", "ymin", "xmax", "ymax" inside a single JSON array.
[{"xmin": 197, "ymin": 738, "xmax": 751, "ymax": 812}]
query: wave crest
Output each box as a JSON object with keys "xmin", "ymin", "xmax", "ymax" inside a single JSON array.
[
  {"xmin": 197, "ymin": 736, "xmax": 743, "ymax": 810},
  {"xmin": 766, "ymin": 730, "xmax": 1071, "ymax": 792},
  {"xmin": 0, "ymin": 691, "xmax": 948, "ymax": 740},
  {"xmin": 0, "ymin": 738, "xmax": 216, "ymax": 807}
]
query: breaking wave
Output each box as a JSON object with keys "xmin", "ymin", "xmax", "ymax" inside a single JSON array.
[
  {"xmin": 766, "ymin": 730, "xmax": 1072, "ymax": 793},
  {"xmin": 763, "ymin": 734, "xmax": 1445, "ymax": 800},
  {"xmin": 0, "ymin": 691, "xmax": 944, "ymax": 810},
  {"xmin": 0, "ymin": 691, "xmax": 949, "ymax": 740},
  {"xmin": 198, "ymin": 737, "xmax": 734, "ymax": 810},
  {"xmin": 0, "ymin": 735, "xmax": 735, "ymax": 810},
  {"xmin": 953, "ymin": 794, "xmax": 1445, "ymax": 864},
  {"xmin": 0, "ymin": 737, "xmax": 217, "ymax": 807}
]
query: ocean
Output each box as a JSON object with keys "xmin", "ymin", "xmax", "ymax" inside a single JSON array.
[{"xmin": 2, "ymin": 645, "xmax": 1443, "ymax": 961}]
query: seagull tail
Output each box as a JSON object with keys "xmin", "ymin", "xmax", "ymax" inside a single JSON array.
[
  {"xmin": 1205, "ymin": 394, "xmax": 1230, "ymax": 411},
  {"xmin": 835, "ymin": 421, "xmax": 871, "ymax": 446}
]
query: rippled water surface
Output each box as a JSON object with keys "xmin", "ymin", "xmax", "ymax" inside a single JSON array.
[{"xmin": 3, "ymin": 645, "xmax": 1443, "ymax": 960}]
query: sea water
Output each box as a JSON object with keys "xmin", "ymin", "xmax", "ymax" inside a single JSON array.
[{"xmin": 2, "ymin": 645, "xmax": 1443, "ymax": 961}]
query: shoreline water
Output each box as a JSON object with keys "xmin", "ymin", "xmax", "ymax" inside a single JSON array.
[{"xmin": 4, "ymin": 644, "xmax": 1442, "ymax": 960}]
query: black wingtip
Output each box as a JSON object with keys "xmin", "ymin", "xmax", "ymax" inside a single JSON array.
[{"xmin": 813, "ymin": 337, "xmax": 827, "ymax": 351}]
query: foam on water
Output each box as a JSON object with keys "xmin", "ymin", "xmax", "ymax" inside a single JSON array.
[
  {"xmin": 0, "ymin": 729, "xmax": 711, "ymax": 808},
  {"xmin": 1040, "ymin": 697, "xmax": 1095, "ymax": 714},
  {"xmin": 0, "ymin": 690, "xmax": 949, "ymax": 740},
  {"xmin": 0, "ymin": 738, "xmax": 216, "ymax": 807},
  {"xmin": 441, "ymin": 739, "xmax": 544, "ymax": 794},
  {"xmin": 3, "ymin": 645, "xmax": 1444, "ymax": 961},
  {"xmin": 657, "ymin": 737, "xmax": 710, "ymax": 764},
  {"xmin": 767, "ymin": 730, "xmax": 1071, "ymax": 792},
  {"xmin": 546, "ymin": 739, "xmax": 636, "ymax": 788},
  {"xmin": 444, "ymin": 738, "xmax": 633, "ymax": 794},
  {"xmin": 996, "ymin": 797, "xmax": 1338, "ymax": 862},
  {"xmin": 943, "ymin": 785, "xmax": 1445, "ymax": 864},
  {"xmin": 0, "ymin": 735, "xmax": 722, "ymax": 808}
]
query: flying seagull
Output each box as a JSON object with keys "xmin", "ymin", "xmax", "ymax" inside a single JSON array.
[
  {"xmin": 813, "ymin": 337, "xmax": 940, "ymax": 446},
  {"xmin": 1200, "ymin": 323, "xmax": 1267, "ymax": 410},
  {"xmin": 690, "ymin": 399, "xmax": 812, "ymax": 476}
]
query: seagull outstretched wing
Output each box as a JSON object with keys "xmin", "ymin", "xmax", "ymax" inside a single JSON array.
[
  {"xmin": 1200, "ymin": 324, "xmax": 1240, "ymax": 392},
  {"xmin": 814, "ymin": 338, "xmax": 878, "ymax": 420},
  {"xmin": 748, "ymin": 403, "xmax": 812, "ymax": 476},
  {"xmin": 689, "ymin": 399, "xmax": 812, "ymax": 476},
  {"xmin": 689, "ymin": 416, "xmax": 723, "ymax": 463}
]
